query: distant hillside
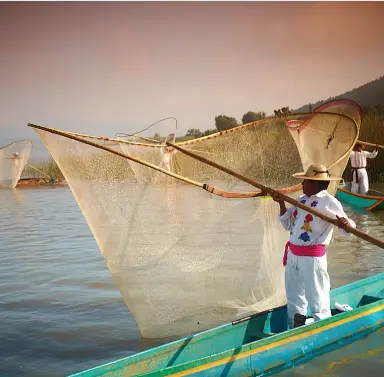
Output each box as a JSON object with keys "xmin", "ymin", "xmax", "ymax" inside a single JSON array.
[{"xmin": 295, "ymin": 76, "xmax": 384, "ymax": 112}]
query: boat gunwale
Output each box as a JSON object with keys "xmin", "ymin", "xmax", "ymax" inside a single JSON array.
[
  {"xmin": 67, "ymin": 273, "xmax": 384, "ymax": 377},
  {"xmin": 137, "ymin": 300, "xmax": 384, "ymax": 377},
  {"xmin": 337, "ymin": 186, "xmax": 384, "ymax": 201},
  {"xmin": 337, "ymin": 186, "xmax": 384, "ymax": 211}
]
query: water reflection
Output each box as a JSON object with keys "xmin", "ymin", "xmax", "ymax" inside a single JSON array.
[{"xmin": 0, "ymin": 185, "xmax": 383, "ymax": 377}]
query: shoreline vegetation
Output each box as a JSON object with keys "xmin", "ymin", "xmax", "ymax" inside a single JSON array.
[
  {"xmin": 21, "ymin": 105, "xmax": 384, "ymax": 184},
  {"xmin": 22, "ymin": 158, "xmax": 64, "ymax": 181}
]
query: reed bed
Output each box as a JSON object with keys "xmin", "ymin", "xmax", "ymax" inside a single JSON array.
[{"xmin": 22, "ymin": 158, "xmax": 64, "ymax": 180}]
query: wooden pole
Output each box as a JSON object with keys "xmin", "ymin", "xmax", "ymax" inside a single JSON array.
[
  {"xmin": 27, "ymin": 123, "xmax": 272, "ymax": 199},
  {"xmin": 25, "ymin": 164, "xmax": 52, "ymax": 179},
  {"xmin": 357, "ymin": 140, "xmax": 383, "ymax": 149},
  {"xmin": 167, "ymin": 141, "xmax": 384, "ymax": 249}
]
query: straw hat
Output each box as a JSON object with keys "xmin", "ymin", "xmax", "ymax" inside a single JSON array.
[{"xmin": 292, "ymin": 164, "xmax": 342, "ymax": 181}]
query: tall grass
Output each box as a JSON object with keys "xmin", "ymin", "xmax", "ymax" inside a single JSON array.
[{"xmin": 22, "ymin": 158, "xmax": 64, "ymax": 180}]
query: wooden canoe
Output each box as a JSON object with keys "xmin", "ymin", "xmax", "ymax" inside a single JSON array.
[
  {"xmin": 336, "ymin": 183, "xmax": 384, "ymax": 211},
  {"xmin": 68, "ymin": 273, "xmax": 384, "ymax": 377}
]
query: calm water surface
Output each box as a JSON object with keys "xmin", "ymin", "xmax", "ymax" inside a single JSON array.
[{"xmin": 0, "ymin": 186, "xmax": 383, "ymax": 377}]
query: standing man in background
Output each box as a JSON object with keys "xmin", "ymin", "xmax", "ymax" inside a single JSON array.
[{"xmin": 350, "ymin": 143, "xmax": 378, "ymax": 194}]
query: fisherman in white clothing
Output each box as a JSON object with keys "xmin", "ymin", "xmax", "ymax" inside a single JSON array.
[
  {"xmin": 159, "ymin": 133, "xmax": 177, "ymax": 172},
  {"xmin": 349, "ymin": 142, "xmax": 378, "ymax": 194},
  {"xmin": 12, "ymin": 152, "xmax": 20, "ymax": 185},
  {"xmin": 271, "ymin": 164, "xmax": 356, "ymax": 328}
]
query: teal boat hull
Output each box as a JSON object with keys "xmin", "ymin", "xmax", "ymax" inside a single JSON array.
[
  {"xmin": 336, "ymin": 183, "xmax": 384, "ymax": 211},
  {"xmin": 68, "ymin": 273, "xmax": 384, "ymax": 377}
]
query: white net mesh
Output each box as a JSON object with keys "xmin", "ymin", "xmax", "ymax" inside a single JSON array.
[
  {"xmin": 31, "ymin": 104, "xmax": 359, "ymax": 338},
  {"xmin": 0, "ymin": 141, "xmax": 32, "ymax": 188}
]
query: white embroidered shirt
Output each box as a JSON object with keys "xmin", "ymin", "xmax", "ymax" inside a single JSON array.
[
  {"xmin": 279, "ymin": 190, "xmax": 356, "ymax": 246},
  {"xmin": 350, "ymin": 150, "xmax": 378, "ymax": 168},
  {"xmin": 160, "ymin": 147, "xmax": 177, "ymax": 171}
]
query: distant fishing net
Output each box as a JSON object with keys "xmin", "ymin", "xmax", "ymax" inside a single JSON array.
[
  {"xmin": 0, "ymin": 141, "xmax": 32, "ymax": 188},
  {"xmin": 286, "ymin": 100, "xmax": 361, "ymax": 195},
  {"xmin": 31, "ymin": 108, "xmax": 358, "ymax": 338}
]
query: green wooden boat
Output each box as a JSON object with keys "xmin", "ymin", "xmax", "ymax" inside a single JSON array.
[
  {"xmin": 336, "ymin": 183, "xmax": 384, "ymax": 211},
  {"xmin": 68, "ymin": 273, "xmax": 384, "ymax": 377}
]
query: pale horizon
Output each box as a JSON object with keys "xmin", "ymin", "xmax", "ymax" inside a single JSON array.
[{"xmin": 1, "ymin": 2, "xmax": 384, "ymax": 140}]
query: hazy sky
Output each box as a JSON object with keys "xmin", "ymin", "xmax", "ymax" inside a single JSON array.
[{"xmin": 1, "ymin": 1, "xmax": 384, "ymax": 139}]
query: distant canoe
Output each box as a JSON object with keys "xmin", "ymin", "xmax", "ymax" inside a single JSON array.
[
  {"xmin": 336, "ymin": 183, "xmax": 384, "ymax": 211},
  {"xmin": 67, "ymin": 273, "xmax": 384, "ymax": 377},
  {"xmin": 16, "ymin": 178, "xmax": 67, "ymax": 188}
]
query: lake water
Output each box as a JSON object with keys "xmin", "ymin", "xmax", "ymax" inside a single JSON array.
[{"xmin": 0, "ymin": 186, "xmax": 383, "ymax": 377}]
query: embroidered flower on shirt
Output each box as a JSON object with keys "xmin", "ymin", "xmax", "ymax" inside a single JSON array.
[
  {"xmin": 300, "ymin": 200, "xmax": 306, "ymax": 204},
  {"xmin": 292, "ymin": 208, "xmax": 298, "ymax": 227},
  {"xmin": 299, "ymin": 213, "xmax": 314, "ymax": 242},
  {"xmin": 299, "ymin": 232, "xmax": 310, "ymax": 242},
  {"xmin": 305, "ymin": 214, "xmax": 313, "ymax": 222},
  {"xmin": 310, "ymin": 201, "xmax": 318, "ymax": 208}
]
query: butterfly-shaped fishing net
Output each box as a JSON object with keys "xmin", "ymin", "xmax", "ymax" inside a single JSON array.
[{"xmin": 31, "ymin": 100, "xmax": 360, "ymax": 338}]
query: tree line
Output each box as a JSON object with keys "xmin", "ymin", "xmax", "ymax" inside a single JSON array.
[{"xmin": 183, "ymin": 107, "xmax": 291, "ymax": 138}]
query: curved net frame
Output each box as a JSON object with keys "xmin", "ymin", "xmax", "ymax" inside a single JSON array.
[
  {"xmin": 0, "ymin": 141, "xmax": 32, "ymax": 188},
  {"xmin": 30, "ymin": 103, "xmax": 359, "ymax": 338},
  {"xmin": 286, "ymin": 100, "xmax": 362, "ymax": 195}
]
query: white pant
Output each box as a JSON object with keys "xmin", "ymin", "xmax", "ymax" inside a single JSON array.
[
  {"xmin": 351, "ymin": 168, "xmax": 369, "ymax": 194},
  {"xmin": 285, "ymin": 251, "xmax": 331, "ymax": 328}
]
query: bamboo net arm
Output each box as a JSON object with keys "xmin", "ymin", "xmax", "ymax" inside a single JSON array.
[
  {"xmin": 27, "ymin": 123, "xmax": 279, "ymax": 199},
  {"xmin": 357, "ymin": 140, "xmax": 383, "ymax": 149},
  {"xmin": 167, "ymin": 141, "xmax": 384, "ymax": 249}
]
